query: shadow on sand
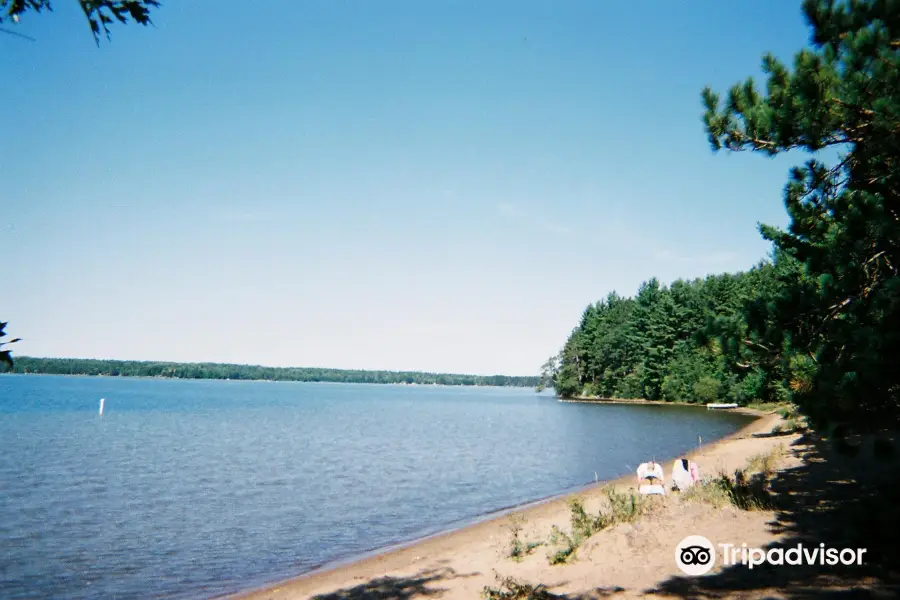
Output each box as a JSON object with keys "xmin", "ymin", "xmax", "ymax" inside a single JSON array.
[
  {"xmin": 311, "ymin": 433, "xmax": 899, "ymax": 599},
  {"xmin": 307, "ymin": 567, "xmax": 630, "ymax": 600},
  {"xmin": 647, "ymin": 432, "xmax": 900, "ymax": 599},
  {"xmin": 310, "ymin": 566, "xmax": 479, "ymax": 600}
]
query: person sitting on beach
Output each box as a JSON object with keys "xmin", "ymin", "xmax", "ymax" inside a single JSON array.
[
  {"xmin": 671, "ymin": 458, "xmax": 701, "ymax": 491},
  {"xmin": 636, "ymin": 461, "xmax": 666, "ymax": 495}
]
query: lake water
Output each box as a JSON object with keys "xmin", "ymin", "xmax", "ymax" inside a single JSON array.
[{"xmin": 0, "ymin": 375, "xmax": 751, "ymax": 599}]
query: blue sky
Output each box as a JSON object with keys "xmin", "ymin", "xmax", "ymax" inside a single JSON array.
[{"xmin": 1, "ymin": 1, "xmax": 812, "ymax": 375}]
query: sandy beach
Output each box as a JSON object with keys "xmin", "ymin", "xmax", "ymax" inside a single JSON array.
[
  {"xmin": 218, "ymin": 407, "xmax": 855, "ymax": 599},
  {"xmin": 224, "ymin": 401, "xmax": 900, "ymax": 600}
]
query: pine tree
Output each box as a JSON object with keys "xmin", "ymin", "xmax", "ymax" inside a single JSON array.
[
  {"xmin": 702, "ymin": 0, "xmax": 900, "ymax": 425},
  {"xmin": 1, "ymin": 1, "xmax": 159, "ymax": 43}
]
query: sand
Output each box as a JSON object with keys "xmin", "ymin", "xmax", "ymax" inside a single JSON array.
[{"xmin": 226, "ymin": 408, "xmax": 865, "ymax": 599}]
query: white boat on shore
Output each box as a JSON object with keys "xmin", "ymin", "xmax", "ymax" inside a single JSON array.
[{"xmin": 706, "ymin": 403, "xmax": 739, "ymax": 410}]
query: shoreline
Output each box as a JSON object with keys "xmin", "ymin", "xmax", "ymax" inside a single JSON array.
[
  {"xmin": 0, "ymin": 372, "xmax": 538, "ymax": 389},
  {"xmin": 561, "ymin": 396, "xmax": 766, "ymax": 417},
  {"xmin": 227, "ymin": 407, "xmax": 775, "ymax": 600}
]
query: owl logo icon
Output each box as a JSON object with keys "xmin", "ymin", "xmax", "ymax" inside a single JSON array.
[{"xmin": 676, "ymin": 535, "xmax": 716, "ymax": 575}]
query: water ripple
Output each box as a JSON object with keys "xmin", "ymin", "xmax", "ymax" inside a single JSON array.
[{"xmin": 0, "ymin": 375, "xmax": 750, "ymax": 599}]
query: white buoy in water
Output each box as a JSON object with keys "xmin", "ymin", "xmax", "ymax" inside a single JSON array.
[{"xmin": 99, "ymin": 398, "xmax": 105, "ymax": 416}]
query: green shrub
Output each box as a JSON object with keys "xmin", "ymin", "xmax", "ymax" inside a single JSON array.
[
  {"xmin": 614, "ymin": 371, "xmax": 644, "ymax": 399},
  {"xmin": 685, "ymin": 470, "xmax": 774, "ymax": 510},
  {"xmin": 581, "ymin": 382, "xmax": 601, "ymax": 398},
  {"xmin": 603, "ymin": 488, "xmax": 645, "ymax": 523},
  {"xmin": 546, "ymin": 491, "xmax": 647, "ymax": 565},
  {"xmin": 693, "ymin": 376, "xmax": 722, "ymax": 403},
  {"xmin": 547, "ymin": 525, "xmax": 578, "ymax": 565},
  {"xmin": 505, "ymin": 515, "xmax": 543, "ymax": 561},
  {"xmin": 685, "ymin": 449, "xmax": 780, "ymax": 510}
]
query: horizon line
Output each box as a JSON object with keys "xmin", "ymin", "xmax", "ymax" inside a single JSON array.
[{"xmin": 10, "ymin": 355, "xmax": 540, "ymax": 380}]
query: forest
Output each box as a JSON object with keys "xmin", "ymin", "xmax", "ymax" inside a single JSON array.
[
  {"xmin": 542, "ymin": 0, "xmax": 900, "ymax": 428},
  {"xmin": 540, "ymin": 255, "xmax": 799, "ymax": 406},
  {"xmin": 6, "ymin": 356, "xmax": 539, "ymax": 388}
]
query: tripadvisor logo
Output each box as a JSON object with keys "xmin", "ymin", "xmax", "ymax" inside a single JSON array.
[
  {"xmin": 676, "ymin": 535, "xmax": 868, "ymax": 575},
  {"xmin": 675, "ymin": 535, "xmax": 716, "ymax": 575}
]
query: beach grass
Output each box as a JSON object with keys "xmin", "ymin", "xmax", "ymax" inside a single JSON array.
[
  {"xmin": 544, "ymin": 489, "xmax": 649, "ymax": 565},
  {"xmin": 505, "ymin": 515, "xmax": 543, "ymax": 562},
  {"xmin": 482, "ymin": 574, "xmax": 556, "ymax": 600},
  {"xmin": 684, "ymin": 446, "xmax": 783, "ymax": 510}
]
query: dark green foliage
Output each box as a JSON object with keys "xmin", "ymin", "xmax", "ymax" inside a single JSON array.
[
  {"xmin": 550, "ymin": 1, "xmax": 899, "ymax": 427},
  {"xmin": 1, "ymin": 0, "xmax": 159, "ymax": 43},
  {"xmin": 7, "ymin": 356, "xmax": 539, "ymax": 387},
  {"xmin": 0, "ymin": 322, "xmax": 21, "ymax": 371},
  {"xmin": 548, "ymin": 269, "xmax": 782, "ymax": 404},
  {"xmin": 703, "ymin": 0, "xmax": 900, "ymax": 427}
]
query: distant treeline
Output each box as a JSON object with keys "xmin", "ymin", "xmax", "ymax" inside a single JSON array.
[{"xmin": 7, "ymin": 357, "xmax": 539, "ymax": 387}]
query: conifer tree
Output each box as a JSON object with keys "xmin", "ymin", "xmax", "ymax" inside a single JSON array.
[
  {"xmin": 702, "ymin": 0, "xmax": 900, "ymax": 425},
  {"xmin": 1, "ymin": 1, "xmax": 159, "ymax": 43}
]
